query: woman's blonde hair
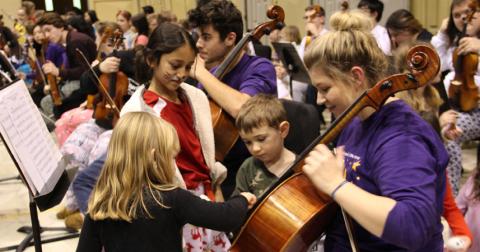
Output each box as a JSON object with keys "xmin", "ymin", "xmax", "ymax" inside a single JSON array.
[
  {"xmin": 88, "ymin": 112, "xmax": 180, "ymax": 222},
  {"xmin": 304, "ymin": 10, "xmax": 389, "ymax": 88},
  {"xmin": 392, "ymin": 42, "xmax": 442, "ymax": 113}
]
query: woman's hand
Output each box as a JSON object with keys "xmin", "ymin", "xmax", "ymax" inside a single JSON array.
[
  {"xmin": 457, "ymin": 37, "xmax": 480, "ymax": 55},
  {"xmin": 99, "ymin": 57, "xmax": 120, "ymax": 74},
  {"xmin": 303, "ymin": 145, "xmax": 346, "ymax": 195},
  {"xmin": 440, "ymin": 110, "xmax": 462, "ymax": 140},
  {"xmin": 239, "ymin": 192, "xmax": 257, "ymax": 209}
]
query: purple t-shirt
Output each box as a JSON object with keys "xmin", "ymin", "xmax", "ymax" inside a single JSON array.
[
  {"xmin": 199, "ymin": 53, "xmax": 277, "ymax": 96},
  {"xmin": 326, "ymin": 100, "xmax": 448, "ymax": 252},
  {"xmin": 45, "ymin": 43, "xmax": 66, "ymax": 68}
]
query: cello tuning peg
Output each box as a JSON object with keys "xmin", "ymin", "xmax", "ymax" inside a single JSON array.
[
  {"xmin": 264, "ymin": 27, "xmax": 272, "ymax": 35},
  {"xmin": 276, "ymin": 22, "xmax": 285, "ymax": 30}
]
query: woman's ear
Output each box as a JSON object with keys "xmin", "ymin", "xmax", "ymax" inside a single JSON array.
[
  {"xmin": 279, "ymin": 121, "xmax": 290, "ymax": 139},
  {"xmin": 350, "ymin": 66, "xmax": 367, "ymax": 90}
]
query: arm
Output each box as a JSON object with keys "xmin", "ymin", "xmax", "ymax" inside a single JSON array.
[
  {"xmin": 174, "ymin": 189, "xmax": 249, "ymax": 232},
  {"xmin": 60, "ymin": 35, "xmax": 97, "ymax": 80},
  {"xmin": 443, "ymin": 173, "xmax": 472, "ymax": 239},
  {"xmin": 430, "ymin": 18, "xmax": 454, "ymax": 72},
  {"xmin": 76, "ymin": 214, "xmax": 102, "ymax": 252},
  {"xmin": 303, "ymin": 145, "xmax": 396, "ymax": 237},
  {"xmin": 191, "ymin": 56, "xmax": 250, "ymax": 118},
  {"xmin": 304, "ymin": 133, "xmax": 444, "ymax": 250},
  {"xmin": 72, "ymin": 155, "xmax": 106, "ymax": 213}
]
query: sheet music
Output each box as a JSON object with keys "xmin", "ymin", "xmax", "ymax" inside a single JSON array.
[{"xmin": 0, "ymin": 80, "xmax": 62, "ymax": 195}]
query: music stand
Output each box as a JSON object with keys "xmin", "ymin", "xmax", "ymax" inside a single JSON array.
[
  {"xmin": 0, "ymin": 80, "xmax": 79, "ymax": 252},
  {"xmin": 272, "ymin": 42, "xmax": 312, "ymax": 99}
]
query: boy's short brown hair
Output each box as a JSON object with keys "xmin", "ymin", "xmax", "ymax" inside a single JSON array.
[
  {"xmin": 236, "ymin": 94, "xmax": 287, "ymax": 133},
  {"xmin": 36, "ymin": 12, "xmax": 66, "ymax": 29}
]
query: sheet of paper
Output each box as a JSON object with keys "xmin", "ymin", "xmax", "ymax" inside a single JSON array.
[{"xmin": 0, "ymin": 80, "xmax": 62, "ymax": 195}]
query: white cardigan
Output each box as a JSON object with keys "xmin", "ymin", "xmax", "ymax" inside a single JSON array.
[{"xmin": 120, "ymin": 84, "xmax": 227, "ymax": 191}]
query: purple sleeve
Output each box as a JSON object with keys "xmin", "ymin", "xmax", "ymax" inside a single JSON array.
[
  {"xmin": 237, "ymin": 58, "xmax": 276, "ymax": 96},
  {"xmin": 371, "ymin": 133, "xmax": 444, "ymax": 250},
  {"xmin": 46, "ymin": 44, "xmax": 66, "ymax": 68}
]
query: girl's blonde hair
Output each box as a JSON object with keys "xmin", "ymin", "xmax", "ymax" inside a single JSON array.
[
  {"xmin": 304, "ymin": 10, "xmax": 389, "ymax": 88},
  {"xmin": 88, "ymin": 112, "xmax": 180, "ymax": 222}
]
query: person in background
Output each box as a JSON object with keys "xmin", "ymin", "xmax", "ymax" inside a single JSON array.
[
  {"xmin": 116, "ymin": 10, "xmax": 135, "ymax": 50},
  {"xmin": 142, "ymin": 5, "xmax": 155, "ymax": 15},
  {"xmin": 37, "ymin": 12, "xmax": 97, "ymax": 119},
  {"xmin": 386, "ymin": 9, "xmax": 433, "ymax": 49},
  {"xmin": 298, "ymin": 4, "xmax": 328, "ymax": 59},
  {"xmin": 431, "ymin": 0, "xmax": 480, "ymax": 196},
  {"xmin": 358, "ymin": 0, "xmax": 391, "ymax": 55},
  {"xmin": 131, "ymin": 13, "xmax": 149, "ymax": 46}
]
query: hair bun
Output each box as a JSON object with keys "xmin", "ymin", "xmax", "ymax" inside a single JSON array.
[{"xmin": 329, "ymin": 10, "xmax": 373, "ymax": 32}]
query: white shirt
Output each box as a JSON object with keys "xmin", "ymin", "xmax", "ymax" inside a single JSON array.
[{"xmin": 371, "ymin": 24, "xmax": 391, "ymax": 55}]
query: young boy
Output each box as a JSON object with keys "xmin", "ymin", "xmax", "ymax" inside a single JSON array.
[{"xmin": 232, "ymin": 94, "xmax": 296, "ymax": 197}]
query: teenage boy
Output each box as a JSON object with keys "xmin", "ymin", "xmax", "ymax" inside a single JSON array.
[
  {"xmin": 188, "ymin": 0, "xmax": 277, "ymax": 197},
  {"xmin": 37, "ymin": 12, "xmax": 96, "ymax": 118}
]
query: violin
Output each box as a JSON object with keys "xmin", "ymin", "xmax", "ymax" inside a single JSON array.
[
  {"xmin": 211, "ymin": 5, "xmax": 285, "ymax": 161},
  {"xmin": 25, "ymin": 41, "xmax": 44, "ymax": 88},
  {"xmin": 449, "ymin": 0, "xmax": 479, "ymax": 112},
  {"xmin": 230, "ymin": 45, "xmax": 440, "ymax": 251},
  {"xmin": 94, "ymin": 30, "xmax": 129, "ymax": 127},
  {"xmin": 36, "ymin": 39, "xmax": 62, "ymax": 106},
  {"xmin": 85, "ymin": 26, "xmax": 115, "ymax": 110}
]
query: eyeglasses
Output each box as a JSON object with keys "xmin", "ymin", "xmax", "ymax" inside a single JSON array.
[{"xmin": 453, "ymin": 9, "xmax": 473, "ymax": 19}]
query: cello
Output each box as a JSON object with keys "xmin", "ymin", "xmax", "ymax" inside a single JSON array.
[
  {"xmin": 449, "ymin": 0, "xmax": 479, "ymax": 112},
  {"xmin": 230, "ymin": 45, "xmax": 440, "ymax": 251},
  {"xmin": 210, "ymin": 5, "xmax": 285, "ymax": 161}
]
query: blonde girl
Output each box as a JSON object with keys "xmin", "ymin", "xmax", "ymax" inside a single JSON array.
[{"xmin": 76, "ymin": 112, "xmax": 255, "ymax": 251}]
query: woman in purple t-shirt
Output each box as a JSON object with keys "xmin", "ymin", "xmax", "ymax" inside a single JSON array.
[{"xmin": 302, "ymin": 10, "xmax": 448, "ymax": 252}]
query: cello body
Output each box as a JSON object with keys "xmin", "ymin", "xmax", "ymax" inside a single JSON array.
[{"xmin": 230, "ymin": 172, "xmax": 337, "ymax": 252}]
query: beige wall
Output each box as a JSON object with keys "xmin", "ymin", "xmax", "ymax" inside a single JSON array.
[
  {"xmin": 1, "ymin": 0, "xmax": 21, "ymax": 28},
  {"xmin": 86, "ymin": 0, "xmax": 450, "ymax": 37},
  {"xmin": 411, "ymin": 0, "xmax": 452, "ymax": 34}
]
